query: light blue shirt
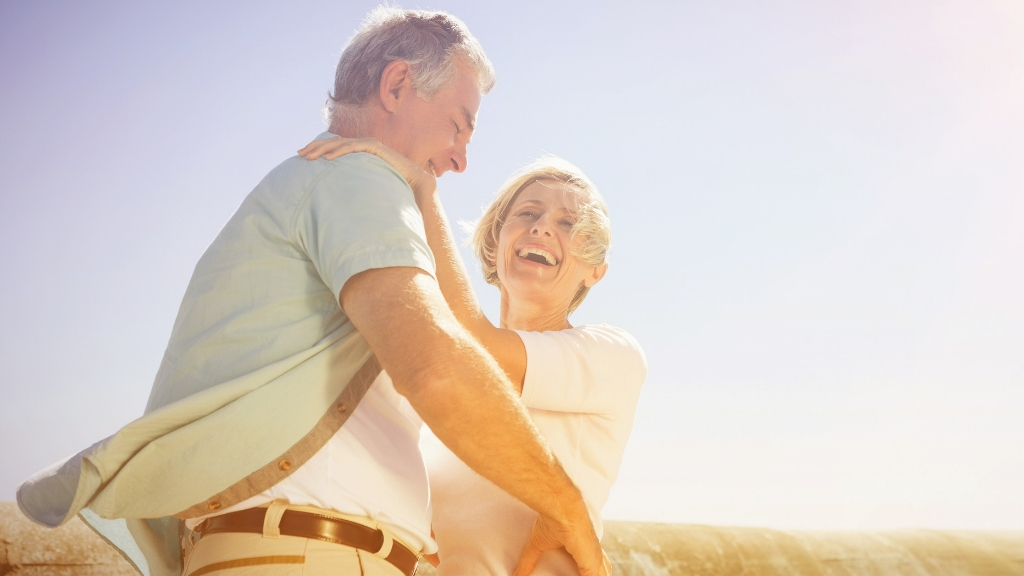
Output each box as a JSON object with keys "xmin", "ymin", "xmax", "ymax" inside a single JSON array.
[
  {"xmin": 149, "ymin": 135, "xmax": 435, "ymax": 410},
  {"xmin": 18, "ymin": 133, "xmax": 435, "ymax": 575}
]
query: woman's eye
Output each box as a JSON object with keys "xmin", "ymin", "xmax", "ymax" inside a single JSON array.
[
  {"xmin": 560, "ymin": 220, "xmax": 575, "ymax": 229},
  {"xmin": 452, "ymin": 121, "xmax": 461, "ymax": 133}
]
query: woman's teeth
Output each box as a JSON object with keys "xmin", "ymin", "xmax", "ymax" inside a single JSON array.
[{"xmin": 517, "ymin": 247, "xmax": 556, "ymax": 265}]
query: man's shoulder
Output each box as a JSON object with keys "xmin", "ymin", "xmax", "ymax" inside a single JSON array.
[
  {"xmin": 249, "ymin": 133, "xmax": 408, "ymax": 200},
  {"xmin": 240, "ymin": 151, "xmax": 413, "ymax": 227},
  {"xmin": 269, "ymin": 151, "xmax": 407, "ymax": 190}
]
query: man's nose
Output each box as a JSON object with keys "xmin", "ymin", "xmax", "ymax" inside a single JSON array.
[{"xmin": 448, "ymin": 147, "xmax": 468, "ymax": 174}]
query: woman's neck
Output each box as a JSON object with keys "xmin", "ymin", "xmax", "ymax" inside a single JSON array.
[{"xmin": 499, "ymin": 291, "xmax": 572, "ymax": 332}]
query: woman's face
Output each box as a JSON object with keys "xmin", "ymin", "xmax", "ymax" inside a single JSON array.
[{"xmin": 496, "ymin": 179, "xmax": 604, "ymax": 312}]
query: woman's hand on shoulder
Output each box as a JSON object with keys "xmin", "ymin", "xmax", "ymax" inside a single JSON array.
[{"xmin": 298, "ymin": 136, "xmax": 437, "ymax": 198}]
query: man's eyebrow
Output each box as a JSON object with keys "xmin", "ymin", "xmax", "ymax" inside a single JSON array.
[{"xmin": 461, "ymin": 106, "xmax": 476, "ymax": 131}]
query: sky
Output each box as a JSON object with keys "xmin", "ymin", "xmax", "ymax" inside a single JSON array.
[{"xmin": 1, "ymin": 0, "xmax": 1022, "ymax": 531}]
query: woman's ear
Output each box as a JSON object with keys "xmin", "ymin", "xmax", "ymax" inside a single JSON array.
[
  {"xmin": 378, "ymin": 60, "xmax": 413, "ymax": 113},
  {"xmin": 583, "ymin": 262, "xmax": 608, "ymax": 288}
]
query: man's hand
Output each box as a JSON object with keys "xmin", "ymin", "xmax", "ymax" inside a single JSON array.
[{"xmin": 513, "ymin": 515, "xmax": 612, "ymax": 576}]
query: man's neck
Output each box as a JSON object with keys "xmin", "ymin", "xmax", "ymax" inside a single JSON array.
[
  {"xmin": 328, "ymin": 119, "xmax": 364, "ymax": 138},
  {"xmin": 328, "ymin": 107, "xmax": 380, "ymax": 139},
  {"xmin": 328, "ymin": 109, "xmax": 414, "ymax": 163},
  {"xmin": 328, "ymin": 109, "xmax": 418, "ymax": 171}
]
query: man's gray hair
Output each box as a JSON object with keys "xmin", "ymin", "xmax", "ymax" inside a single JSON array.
[{"xmin": 329, "ymin": 6, "xmax": 495, "ymax": 115}]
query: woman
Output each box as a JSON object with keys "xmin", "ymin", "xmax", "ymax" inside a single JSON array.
[{"xmin": 299, "ymin": 138, "xmax": 646, "ymax": 575}]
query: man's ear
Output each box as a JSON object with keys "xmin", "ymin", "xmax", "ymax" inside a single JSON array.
[
  {"xmin": 583, "ymin": 262, "xmax": 609, "ymax": 288},
  {"xmin": 378, "ymin": 60, "xmax": 413, "ymax": 113}
]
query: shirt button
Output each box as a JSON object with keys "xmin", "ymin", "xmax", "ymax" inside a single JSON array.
[
  {"xmin": 279, "ymin": 460, "xmax": 291, "ymax": 471},
  {"xmin": 208, "ymin": 502, "xmax": 221, "ymax": 511}
]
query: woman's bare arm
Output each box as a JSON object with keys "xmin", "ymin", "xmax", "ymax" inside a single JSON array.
[
  {"xmin": 298, "ymin": 138, "xmax": 527, "ymax": 392},
  {"xmin": 416, "ymin": 189, "xmax": 527, "ymax": 392}
]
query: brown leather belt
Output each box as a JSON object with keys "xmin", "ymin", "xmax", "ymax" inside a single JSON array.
[{"xmin": 195, "ymin": 507, "xmax": 419, "ymax": 576}]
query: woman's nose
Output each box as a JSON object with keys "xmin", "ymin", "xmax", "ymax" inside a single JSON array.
[{"xmin": 531, "ymin": 215, "xmax": 554, "ymax": 236}]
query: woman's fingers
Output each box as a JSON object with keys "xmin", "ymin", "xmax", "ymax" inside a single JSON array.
[
  {"xmin": 321, "ymin": 144, "xmax": 354, "ymax": 160},
  {"xmin": 297, "ymin": 139, "xmax": 341, "ymax": 160},
  {"xmin": 297, "ymin": 137, "xmax": 352, "ymax": 159},
  {"xmin": 325, "ymin": 137, "xmax": 378, "ymax": 160},
  {"xmin": 298, "ymin": 137, "xmax": 385, "ymax": 161},
  {"xmin": 295, "ymin": 136, "xmax": 436, "ymax": 196}
]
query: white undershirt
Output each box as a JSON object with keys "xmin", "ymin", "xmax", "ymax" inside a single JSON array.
[
  {"xmin": 422, "ymin": 324, "xmax": 647, "ymax": 575},
  {"xmin": 186, "ymin": 371, "xmax": 435, "ymax": 554}
]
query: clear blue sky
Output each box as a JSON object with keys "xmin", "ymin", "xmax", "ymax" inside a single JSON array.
[{"xmin": 1, "ymin": 0, "xmax": 1022, "ymax": 530}]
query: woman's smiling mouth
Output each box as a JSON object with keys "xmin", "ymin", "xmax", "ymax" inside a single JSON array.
[{"xmin": 516, "ymin": 245, "xmax": 558, "ymax": 266}]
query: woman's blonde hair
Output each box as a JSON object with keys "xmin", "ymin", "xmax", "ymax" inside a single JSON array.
[{"xmin": 471, "ymin": 156, "xmax": 611, "ymax": 314}]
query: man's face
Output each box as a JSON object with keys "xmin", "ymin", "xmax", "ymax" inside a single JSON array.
[{"xmin": 386, "ymin": 62, "xmax": 482, "ymax": 177}]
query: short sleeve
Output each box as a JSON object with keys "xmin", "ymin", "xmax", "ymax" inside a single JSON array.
[
  {"xmin": 295, "ymin": 153, "xmax": 436, "ymax": 300},
  {"xmin": 516, "ymin": 325, "xmax": 647, "ymax": 416}
]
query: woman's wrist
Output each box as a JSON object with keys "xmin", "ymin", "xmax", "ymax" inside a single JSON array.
[{"xmin": 414, "ymin": 187, "xmax": 440, "ymax": 214}]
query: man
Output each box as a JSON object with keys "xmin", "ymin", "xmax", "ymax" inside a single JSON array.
[{"xmin": 17, "ymin": 7, "xmax": 609, "ymax": 576}]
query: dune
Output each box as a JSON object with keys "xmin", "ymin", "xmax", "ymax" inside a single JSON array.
[{"xmin": 2, "ymin": 502, "xmax": 1021, "ymax": 575}]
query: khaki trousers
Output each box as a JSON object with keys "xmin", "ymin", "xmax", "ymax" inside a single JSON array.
[{"xmin": 182, "ymin": 503, "xmax": 408, "ymax": 576}]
